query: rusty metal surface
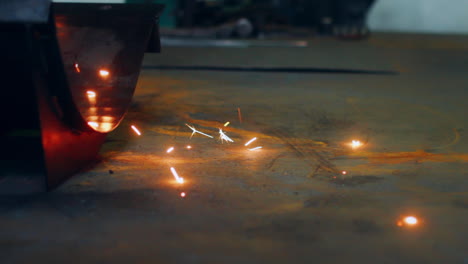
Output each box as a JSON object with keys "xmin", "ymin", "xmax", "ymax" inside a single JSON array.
[{"xmin": 1, "ymin": 33, "xmax": 467, "ymax": 263}]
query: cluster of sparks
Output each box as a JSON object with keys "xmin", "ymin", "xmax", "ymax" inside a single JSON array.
[
  {"xmin": 127, "ymin": 114, "xmax": 423, "ymax": 227},
  {"xmin": 83, "ymin": 67, "xmax": 112, "ymax": 131},
  {"xmin": 244, "ymin": 137, "xmax": 262, "ymax": 151},
  {"xmin": 219, "ymin": 129, "xmax": 234, "ymax": 143},
  {"xmin": 162, "ymin": 122, "xmax": 264, "ymax": 196},
  {"xmin": 184, "ymin": 123, "xmax": 263, "ymax": 151}
]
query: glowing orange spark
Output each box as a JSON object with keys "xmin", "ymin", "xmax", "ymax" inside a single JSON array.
[
  {"xmin": 180, "ymin": 192, "xmax": 186, "ymax": 198},
  {"xmin": 87, "ymin": 121, "xmax": 98, "ymax": 128},
  {"xmin": 237, "ymin": 107, "xmax": 242, "ymax": 123},
  {"xmin": 342, "ymin": 170, "xmax": 347, "ymax": 175},
  {"xmin": 350, "ymin": 140, "xmax": 363, "ymax": 149},
  {"xmin": 99, "ymin": 69, "xmax": 110, "ymax": 78},
  {"xmin": 74, "ymin": 63, "xmax": 80, "ymax": 73},
  {"xmin": 248, "ymin": 146, "xmax": 262, "ymax": 151},
  {"xmin": 86, "ymin": 90, "xmax": 96, "ymax": 98},
  {"xmin": 166, "ymin": 147, "xmax": 174, "ymax": 153},
  {"xmin": 245, "ymin": 137, "xmax": 257, "ymax": 146},
  {"xmin": 404, "ymin": 216, "xmax": 418, "ymax": 225},
  {"xmin": 224, "ymin": 121, "xmax": 230, "ymax": 127},
  {"xmin": 397, "ymin": 216, "xmax": 419, "ymax": 227},
  {"xmin": 131, "ymin": 125, "xmax": 141, "ymax": 136},
  {"xmin": 170, "ymin": 167, "xmax": 184, "ymax": 184},
  {"xmin": 186, "ymin": 145, "xmax": 192, "ymax": 149}
]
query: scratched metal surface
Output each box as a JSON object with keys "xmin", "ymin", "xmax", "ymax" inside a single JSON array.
[{"xmin": 1, "ymin": 33, "xmax": 467, "ymax": 263}]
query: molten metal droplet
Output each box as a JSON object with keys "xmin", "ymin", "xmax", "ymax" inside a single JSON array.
[
  {"xmin": 99, "ymin": 69, "xmax": 110, "ymax": 78},
  {"xmin": 397, "ymin": 216, "xmax": 419, "ymax": 227},
  {"xmin": 404, "ymin": 216, "xmax": 418, "ymax": 225},
  {"xmin": 342, "ymin": 171, "xmax": 347, "ymax": 175},
  {"xmin": 167, "ymin": 147, "xmax": 174, "ymax": 153},
  {"xmin": 180, "ymin": 192, "xmax": 186, "ymax": 198},
  {"xmin": 186, "ymin": 145, "xmax": 192, "ymax": 149},
  {"xmin": 350, "ymin": 140, "xmax": 363, "ymax": 149}
]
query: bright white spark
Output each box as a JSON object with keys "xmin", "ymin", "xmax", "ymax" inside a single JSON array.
[
  {"xmin": 248, "ymin": 146, "xmax": 262, "ymax": 151},
  {"xmin": 350, "ymin": 140, "xmax": 363, "ymax": 149},
  {"xmin": 99, "ymin": 69, "xmax": 110, "ymax": 77},
  {"xmin": 224, "ymin": 121, "xmax": 230, "ymax": 127},
  {"xmin": 219, "ymin": 128, "xmax": 234, "ymax": 143},
  {"xmin": 166, "ymin": 147, "xmax": 174, "ymax": 153},
  {"xmin": 170, "ymin": 167, "xmax": 184, "ymax": 184},
  {"xmin": 404, "ymin": 216, "xmax": 418, "ymax": 225},
  {"xmin": 185, "ymin": 124, "xmax": 213, "ymax": 139},
  {"xmin": 244, "ymin": 137, "xmax": 257, "ymax": 146},
  {"xmin": 131, "ymin": 125, "xmax": 141, "ymax": 136}
]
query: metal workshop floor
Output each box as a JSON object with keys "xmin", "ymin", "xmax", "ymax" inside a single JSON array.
[{"xmin": 1, "ymin": 33, "xmax": 467, "ymax": 263}]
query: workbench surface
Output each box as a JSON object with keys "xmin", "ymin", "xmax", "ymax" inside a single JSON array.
[{"xmin": 1, "ymin": 33, "xmax": 467, "ymax": 263}]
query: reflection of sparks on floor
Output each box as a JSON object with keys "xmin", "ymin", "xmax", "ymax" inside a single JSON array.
[
  {"xmin": 219, "ymin": 128, "xmax": 234, "ymax": 143},
  {"xmin": 186, "ymin": 124, "xmax": 214, "ymax": 139},
  {"xmin": 86, "ymin": 90, "xmax": 96, "ymax": 98},
  {"xmin": 88, "ymin": 121, "xmax": 98, "ymax": 128}
]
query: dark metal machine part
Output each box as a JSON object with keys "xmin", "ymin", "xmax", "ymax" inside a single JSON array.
[
  {"xmin": 54, "ymin": 3, "xmax": 164, "ymax": 133},
  {"xmin": 0, "ymin": 2, "xmax": 163, "ymax": 193}
]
